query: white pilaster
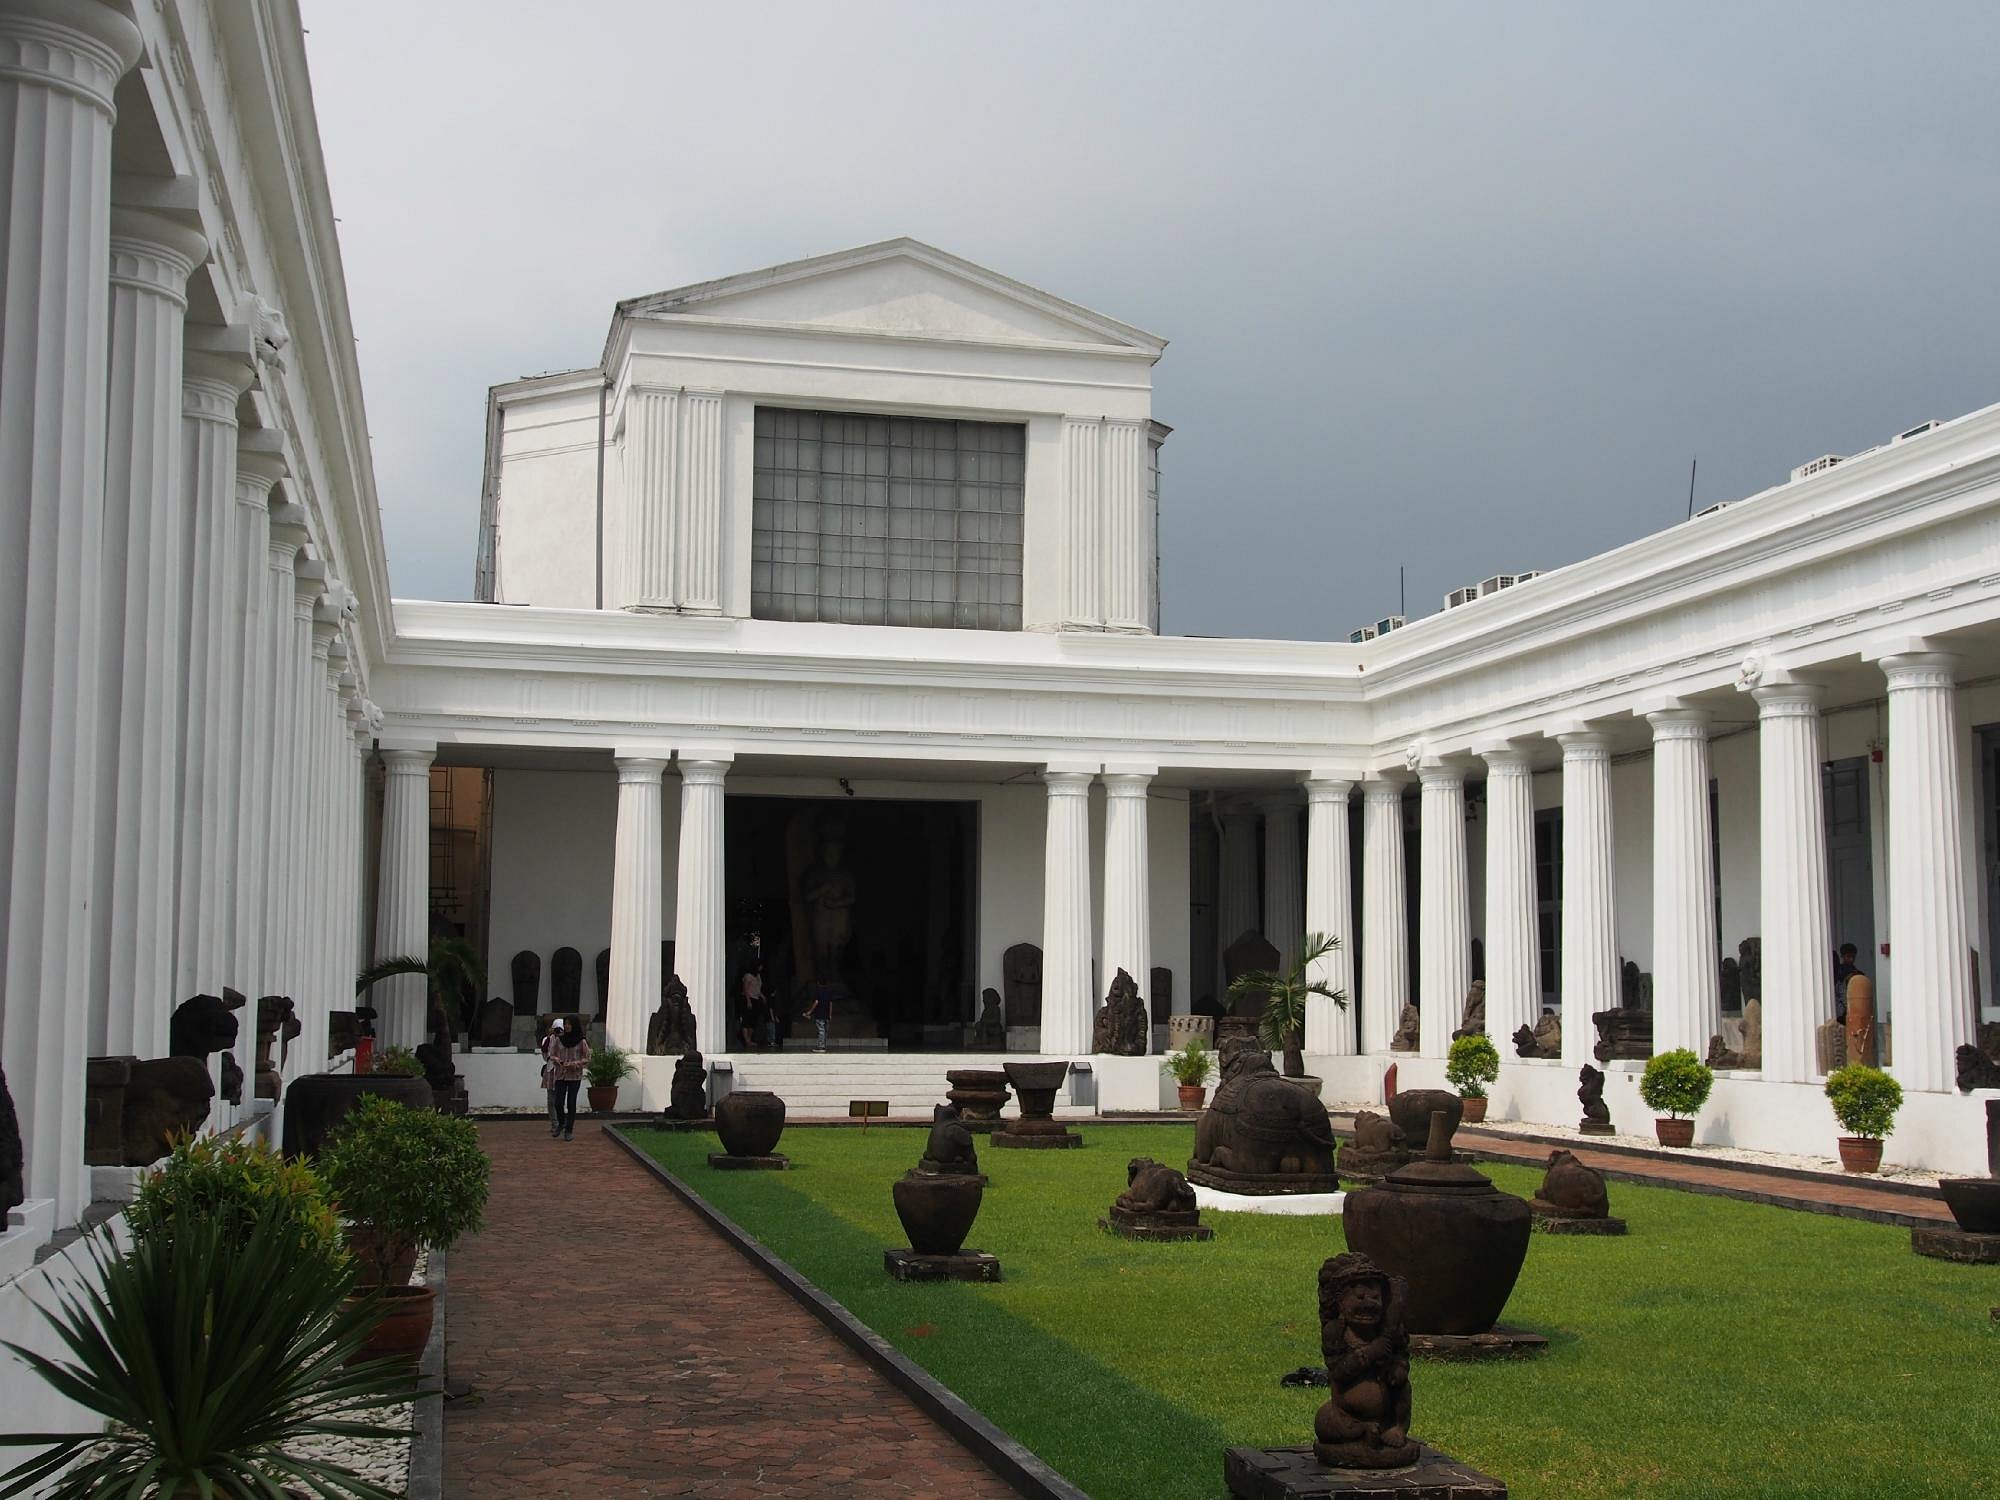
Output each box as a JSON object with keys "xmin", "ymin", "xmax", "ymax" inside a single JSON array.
[
  {"xmin": 676, "ymin": 391, "xmax": 723, "ymax": 613},
  {"xmin": 674, "ymin": 757, "xmax": 731, "ymax": 1051},
  {"xmin": 1558, "ymin": 732, "xmax": 1618, "ymax": 1070},
  {"xmin": 1417, "ymin": 763, "xmax": 1471, "ymax": 1058},
  {"xmin": 1479, "ymin": 747, "xmax": 1541, "ymax": 1047},
  {"xmin": 620, "ymin": 385, "xmax": 723, "ymax": 614},
  {"xmin": 1040, "ymin": 768, "xmax": 1096, "ymax": 1055},
  {"xmin": 608, "ymin": 755, "xmax": 667, "ymax": 1054},
  {"xmin": 1060, "ymin": 419, "xmax": 1104, "ymax": 628},
  {"xmin": 1880, "ymin": 653, "xmax": 1974, "ymax": 1092},
  {"xmin": 1361, "ymin": 780, "xmax": 1410, "ymax": 1053},
  {"xmin": 1301, "ymin": 777, "xmax": 1356, "ymax": 1054},
  {"xmin": 0, "ymin": 0, "xmax": 143, "ymax": 1222},
  {"xmin": 1100, "ymin": 768, "xmax": 1154, "ymax": 1048},
  {"xmin": 1648, "ymin": 710, "xmax": 1720, "ymax": 1058},
  {"xmin": 1750, "ymin": 685, "xmax": 1832, "ymax": 1082},
  {"xmin": 1100, "ymin": 418, "xmax": 1150, "ymax": 632},
  {"xmin": 372, "ymin": 745, "xmax": 434, "ymax": 1050},
  {"xmin": 91, "ymin": 205, "xmax": 205, "ymax": 1059},
  {"xmin": 1262, "ymin": 796, "xmax": 1304, "ymax": 974}
]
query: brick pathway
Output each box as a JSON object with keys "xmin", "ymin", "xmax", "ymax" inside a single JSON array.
[{"xmin": 443, "ymin": 1121, "xmax": 1018, "ymax": 1499}]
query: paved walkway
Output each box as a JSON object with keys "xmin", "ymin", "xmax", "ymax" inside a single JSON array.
[{"xmin": 443, "ymin": 1121, "xmax": 1018, "ymax": 1499}]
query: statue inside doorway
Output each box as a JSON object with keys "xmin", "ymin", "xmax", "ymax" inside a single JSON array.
[{"xmin": 796, "ymin": 814, "xmax": 858, "ymax": 982}]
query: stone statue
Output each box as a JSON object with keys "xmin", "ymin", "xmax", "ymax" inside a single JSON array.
[
  {"xmin": 975, "ymin": 988, "xmax": 1005, "ymax": 1048},
  {"xmin": 254, "ymin": 995, "xmax": 298, "ymax": 1101},
  {"xmin": 1, "ymin": 1067, "xmax": 23, "ymax": 1216},
  {"xmin": 171, "ymin": 992, "xmax": 243, "ymax": 1105},
  {"xmin": 1222, "ymin": 931, "xmax": 1281, "ymax": 1019},
  {"xmin": 1738, "ymin": 936, "xmax": 1762, "ymax": 1003},
  {"xmin": 799, "ymin": 817, "xmax": 858, "ymax": 981},
  {"xmin": 916, "ymin": 1102, "xmax": 981, "ymax": 1178},
  {"xmin": 551, "ymin": 947, "xmax": 583, "ymax": 1014},
  {"xmin": 1312, "ymin": 1252, "xmax": 1419, "ymax": 1470},
  {"xmin": 1592, "ymin": 1004, "xmax": 1652, "ymax": 1062},
  {"xmin": 1452, "ymin": 980, "xmax": 1486, "ymax": 1040},
  {"xmin": 1958, "ymin": 1043, "xmax": 2000, "ymax": 1093},
  {"xmin": 1091, "ymin": 968, "xmax": 1148, "ymax": 1056},
  {"xmin": 1188, "ymin": 1040, "xmax": 1339, "ymax": 1193},
  {"xmin": 511, "ymin": 949, "xmax": 541, "ymax": 1017},
  {"xmin": 647, "ymin": 974, "xmax": 697, "ymax": 1057},
  {"xmin": 1619, "ymin": 959, "xmax": 1643, "ymax": 1009},
  {"xmin": 1578, "ymin": 1063, "xmax": 1611, "ymax": 1131},
  {"xmin": 476, "ymin": 996, "xmax": 512, "ymax": 1048},
  {"xmin": 1707, "ymin": 997, "xmax": 1762, "ymax": 1070},
  {"xmin": 1338, "ymin": 1110, "xmax": 1412, "ymax": 1181},
  {"xmin": 662, "ymin": 1050, "xmax": 708, "ymax": 1120},
  {"xmin": 1720, "ymin": 955, "xmax": 1741, "ymax": 1011},
  {"xmin": 1002, "ymin": 942, "xmax": 1042, "ymax": 1028},
  {"xmin": 1114, "ymin": 1157, "xmax": 1199, "ymax": 1217},
  {"xmin": 1512, "ymin": 1009, "xmax": 1561, "ymax": 1058},
  {"xmin": 1389, "ymin": 1002, "xmax": 1420, "ymax": 1052},
  {"xmin": 1532, "ymin": 1149, "xmax": 1610, "ymax": 1218}
]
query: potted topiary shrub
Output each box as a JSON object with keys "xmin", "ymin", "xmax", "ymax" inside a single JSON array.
[
  {"xmin": 586, "ymin": 1042, "xmax": 636, "ymax": 1113},
  {"xmin": 1446, "ymin": 1034, "xmax": 1501, "ymax": 1124},
  {"xmin": 319, "ymin": 1095, "xmax": 489, "ymax": 1362},
  {"xmin": 1161, "ymin": 1034, "xmax": 1217, "ymax": 1111},
  {"xmin": 1824, "ymin": 1063, "xmax": 1903, "ymax": 1174},
  {"xmin": 1639, "ymin": 1048, "xmax": 1713, "ymax": 1147}
]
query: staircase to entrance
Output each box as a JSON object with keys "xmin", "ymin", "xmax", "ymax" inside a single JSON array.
[{"xmin": 725, "ymin": 1052, "xmax": 1088, "ymax": 1118}]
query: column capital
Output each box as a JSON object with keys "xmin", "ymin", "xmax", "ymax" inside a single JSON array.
[
  {"xmin": 1645, "ymin": 707, "xmax": 1712, "ymax": 740},
  {"xmin": 107, "ymin": 206, "xmax": 206, "ymax": 303},
  {"xmin": 1751, "ymin": 682, "xmax": 1825, "ymax": 717},
  {"xmin": 235, "ymin": 429, "xmax": 287, "ymax": 504},
  {"xmin": 615, "ymin": 756, "xmax": 668, "ymax": 784},
  {"xmin": 379, "ymin": 745, "xmax": 435, "ymax": 774},
  {"xmin": 1879, "ymin": 651, "xmax": 1960, "ymax": 692},
  {"xmin": 1362, "ymin": 777, "xmax": 1410, "ymax": 806},
  {"xmin": 1555, "ymin": 730, "xmax": 1615, "ymax": 760},
  {"xmin": 1479, "ymin": 745, "xmax": 1535, "ymax": 774},
  {"xmin": 678, "ymin": 758, "xmax": 731, "ymax": 788},
  {"xmin": 1101, "ymin": 770, "xmax": 1153, "ymax": 799},
  {"xmin": 268, "ymin": 498, "xmax": 310, "ymax": 552},
  {"xmin": 1300, "ymin": 775, "xmax": 1355, "ymax": 802},
  {"xmin": 1042, "ymin": 768, "xmax": 1094, "ymax": 795},
  {"xmin": 0, "ymin": 0, "xmax": 142, "ymax": 119},
  {"xmin": 183, "ymin": 348, "xmax": 255, "ymax": 422},
  {"xmin": 1415, "ymin": 760, "xmax": 1469, "ymax": 788}
]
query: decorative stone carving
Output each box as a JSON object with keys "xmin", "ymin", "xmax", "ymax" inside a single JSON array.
[
  {"xmin": 1310, "ymin": 1251, "xmax": 1419, "ymax": 1469},
  {"xmin": 91, "ymin": 1056, "xmax": 214, "ymax": 1166},
  {"xmin": 1737, "ymin": 936, "xmax": 1762, "ymax": 1004},
  {"xmin": 0, "ymin": 1068, "xmax": 21, "ymax": 1217},
  {"xmin": 1958, "ymin": 1043, "xmax": 2000, "ymax": 1093},
  {"xmin": 1845, "ymin": 976, "xmax": 1878, "ymax": 1067},
  {"xmin": 648, "ymin": 973, "xmax": 697, "ymax": 1057},
  {"xmin": 476, "ymin": 996, "xmax": 512, "ymax": 1048},
  {"xmin": 1452, "ymin": 980, "xmax": 1486, "ymax": 1040},
  {"xmin": 254, "ymin": 995, "xmax": 298, "ymax": 1101},
  {"xmin": 170, "ymin": 992, "xmax": 242, "ymax": 1105},
  {"xmin": 711, "ymin": 1090, "xmax": 788, "ymax": 1168},
  {"xmin": 916, "ymin": 1102, "xmax": 982, "ymax": 1179},
  {"xmin": 1512, "ymin": 1010, "xmax": 1561, "ymax": 1058},
  {"xmin": 1389, "ymin": 1002, "xmax": 1421, "ymax": 1053},
  {"xmin": 945, "ymin": 1068, "xmax": 1009, "ymax": 1131},
  {"xmin": 993, "ymin": 1060, "xmax": 1079, "ymax": 1149},
  {"xmin": 974, "ymin": 988, "xmax": 1005, "ymax": 1048},
  {"xmin": 1706, "ymin": 998, "xmax": 1762, "ymax": 1071},
  {"xmin": 510, "ymin": 949, "xmax": 541, "ymax": 1018},
  {"xmin": 327, "ymin": 1010, "xmax": 359, "ymax": 1057},
  {"xmin": 1530, "ymin": 1148, "xmax": 1626, "ymax": 1234},
  {"xmin": 1092, "ymin": 967, "xmax": 1148, "ymax": 1056},
  {"xmin": 661, "ymin": 1051, "xmax": 708, "ymax": 1121},
  {"xmin": 1578, "ymin": 1064, "xmax": 1612, "ymax": 1134},
  {"xmin": 1103, "ymin": 1157, "xmax": 1210, "ymax": 1241},
  {"xmin": 1150, "ymin": 966, "xmax": 1173, "ymax": 1026},
  {"xmin": 1338, "ymin": 1110, "xmax": 1412, "ymax": 1183},
  {"xmin": 1187, "ymin": 1041, "xmax": 1339, "ymax": 1193},
  {"xmin": 1591, "ymin": 1005, "xmax": 1652, "ymax": 1062},
  {"xmin": 1386, "ymin": 1089, "xmax": 1461, "ymax": 1151},
  {"xmin": 594, "ymin": 947, "xmax": 611, "ymax": 1019},
  {"xmin": 550, "ymin": 946, "xmax": 583, "ymax": 1014},
  {"xmin": 1002, "ymin": 942, "xmax": 1043, "ymax": 1028},
  {"xmin": 890, "ymin": 1105, "xmax": 998, "ymax": 1280}
]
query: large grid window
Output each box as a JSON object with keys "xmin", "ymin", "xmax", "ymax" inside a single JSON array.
[{"xmin": 752, "ymin": 408, "xmax": 1025, "ymax": 629}]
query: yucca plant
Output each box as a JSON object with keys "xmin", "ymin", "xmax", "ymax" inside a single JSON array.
[
  {"xmin": 355, "ymin": 934, "xmax": 487, "ymax": 1041},
  {"xmin": 0, "ymin": 1207, "xmax": 416, "ymax": 1499},
  {"xmin": 1228, "ymin": 931, "xmax": 1347, "ymax": 1078}
]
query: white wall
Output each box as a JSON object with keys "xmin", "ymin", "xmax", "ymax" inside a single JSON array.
[{"xmin": 492, "ymin": 381, "xmax": 604, "ymax": 609}]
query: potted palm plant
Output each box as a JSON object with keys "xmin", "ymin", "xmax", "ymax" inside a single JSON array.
[
  {"xmin": 586, "ymin": 1042, "xmax": 636, "ymax": 1113},
  {"xmin": 1639, "ymin": 1048, "xmax": 1713, "ymax": 1147},
  {"xmin": 1228, "ymin": 931, "xmax": 1347, "ymax": 1082},
  {"xmin": 355, "ymin": 933, "xmax": 488, "ymax": 1048},
  {"xmin": 1824, "ymin": 1063, "xmax": 1903, "ymax": 1173},
  {"xmin": 1446, "ymin": 1033, "xmax": 1501, "ymax": 1123},
  {"xmin": 1161, "ymin": 1034, "xmax": 1217, "ymax": 1110}
]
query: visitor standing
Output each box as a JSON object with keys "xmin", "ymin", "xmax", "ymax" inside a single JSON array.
[
  {"xmin": 1833, "ymin": 943, "xmax": 1864, "ymax": 1023},
  {"xmin": 539, "ymin": 1023, "xmax": 562, "ymax": 1136},
  {"xmin": 547, "ymin": 1017, "xmax": 590, "ymax": 1141},
  {"xmin": 802, "ymin": 979, "xmax": 835, "ymax": 1053}
]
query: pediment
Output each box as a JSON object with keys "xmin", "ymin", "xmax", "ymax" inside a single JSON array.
[{"xmin": 619, "ymin": 239, "xmax": 1164, "ymax": 354}]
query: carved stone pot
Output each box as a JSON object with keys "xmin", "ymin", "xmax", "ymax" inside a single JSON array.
[
  {"xmin": 1836, "ymin": 1136, "xmax": 1883, "ymax": 1174},
  {"xmin": 1939, "ymin": 1178, "xmax": 2000, "ymax": 1233},
  {"xmin": 892, "ymin": 1171, "xmax": 984, "ymax": 1256},
  {"xmin": 714, "ymin": 1090, "xmax": 787, "ymax": 1158},
  {"xmin": 1002, "ymin": 1060, "xmax": 1069, "ymax": 1121}
]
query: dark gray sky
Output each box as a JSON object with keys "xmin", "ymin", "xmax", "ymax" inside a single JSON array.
[{"xmin": 304, "ymin": 1, "xmax": 2000, "ymax": 640}]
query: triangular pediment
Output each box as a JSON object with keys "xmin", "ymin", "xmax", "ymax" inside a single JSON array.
[{"xmin": 618, "ymin": 239, "xmax": 1164, "ymax": 354}]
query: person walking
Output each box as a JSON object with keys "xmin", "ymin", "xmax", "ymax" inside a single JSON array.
[
  {"xmin": 546, "ymin": 1016, "xmax": 591, "ymax": 1141},
  {"xmin": 539, "ymin": 1022, "xmax": 563, "ymax": 1136},
  {"xmin": 801, "ymin": 978, "xmax": 835, "ymax": 1053}
]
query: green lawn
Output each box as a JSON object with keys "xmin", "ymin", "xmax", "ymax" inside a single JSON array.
[{"xmin": 627, "ymin": 1123, "xmax": 1996, "ymax": 1499}]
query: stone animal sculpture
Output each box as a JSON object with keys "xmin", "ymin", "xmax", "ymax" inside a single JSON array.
[
  {"xmin": 1115, "ymin": 1157, "xmax": 1198, "ymax": 1216},
  {"xmin": 1512, "ymin": 1010, "xmax": 1561, "ymax": 1058},
  {"xmin": 1091, "ymin": 967, "xmax": 1148, "ymax": 1056},
  {"xmin": 916, "ymin": 1102, "xmax": 981, "ymax": 1178},
  {"xmin": 1578, "ymin": 1063, "xmax": 1611, "ymax": 1129},
  {"xmin": 1386, "ymin": 1088, "xmax": 1462, "ymax": 1149},
  {"xmin": 1188, "ymin": 1041, "xmax": 1339, "ymax": 1191},
  {"xmin": 1338, "ymin": 1110, "xmax": 1411, "ymax": 1180},
  {"xmin": 120, "ymin": 1058, "xmax": 215, "ymax": 1165},
  {"xmin": 662, "ymin": 1050, "xmax": 707, "ymax": 1120},
  {"xmin": 648, "ymin": 974, "xmax": 697, "ymax": 1057},
  {"xmin": 1532, "ymin": 1149, "xmax": 1611, "ymax": 1219},
  {"xmin": 1312, "ymin": 1252, "xmax": 1419, "ymax": 1470},
  {"xmin": 171, "ymin": 992, "xmax": 243, "ymax": 1105},
  {"xmin": 0, "ymin": 1067, "xmax": 24, "ymax": 1216},
  {"xmin": 1452, "ymin": 980, "xmax": 1487, "ymax": 1040}
]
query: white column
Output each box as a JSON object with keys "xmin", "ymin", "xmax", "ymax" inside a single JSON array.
[
  {"xmin": 1751, "ymin": 685, "xmax": 1832, "ymax": 1082},
  {"xmin": 1215, "ymin": 804, "xmax": 1259, "ymax": 989},
  {"xmin": 608, "ymin": 755, "xmax": 667, "ymax": 1054},
  {"xmin": 1479, "ymin": 747, "xmax": 1541, "ymax": 1047},
  {"xmin": 1880, "ymin": 653, "xmax": 1974, "ymax": 1092},
  {"xmin": 674, "ymin": 757, "xmax": 731, "ymax": 1051},
  {"xmin": 1100, "ymin": 768, "xmax": 1154, "ymax": 1048},
  {"xmin": 1262, "ymin": 796, "xmax": 1304, "ymax": 975},
  {"xmin": 302, "ymin": 588, "xmax": 337, "ymax": 1046},
  {"xmin": 1302, "ymin": 777, "xmax": 1356, "ymax": 1054},
  {"xmin": 1558, "ymin": 732, "xmax": 1618, "ymax": 1070},
  {"xmin": 372, "ymin": 745, "xmax": 434, "ymax": 1050},
  {"xmin": 1648, "ymin": 709, "xmax": 1720, "ymax": 1058},
  {"xmin": 1417, "ymin": 763, "xmax": 1471, "ymax": 1058},
  {"xmin": 228, "ymin": 434, "xmax": 286, "ymax": 1008},
  {"xmin": 1040, "ymin": 768, "xmax": 1096, "ymax": 1055},
  {"xmin": 261, "ymin": 500, "xmax": 308, "ymax": 1032},
  {"xmin": 90, "ymin": 205, "xmax": 205, "ymax": 1059},
  {"xmin": 0, "ymin": 0, "xmax": 143, "ymax": 1223},
  {"xmin": 1361, "ymin": 780, "xmax": 1409, "ymax": 1053}
]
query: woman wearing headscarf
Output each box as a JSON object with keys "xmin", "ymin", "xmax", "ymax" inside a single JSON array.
[{"xmin": 545, "ymin": 1016, "xmax": 591, "ymax": 1142}]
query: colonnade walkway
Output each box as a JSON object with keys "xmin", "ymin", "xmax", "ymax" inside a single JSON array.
[{"xmin": 442, "ymin": 1121, "xmax": 1017, "ymax": 1498}]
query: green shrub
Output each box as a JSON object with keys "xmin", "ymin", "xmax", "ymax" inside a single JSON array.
[
  {"xmin": 372, "ymin": 1044, "xmax": 424, "ymax": 1078},
  {"xmin": 0, "ymin": 1206, "xmax": 413, "ymax": 1499},
  {"xmin": 127, "ymin": 1133, "xmax": 341, "ymax": 1274},
  {"xmin": 1639, "ymin": 1048, "xmax": 1714, "ymax": 1119},
  {"xmin": 585, "ymin": 1042, "xmax": 636, "ymax": 1088},
  {"xmin": 1825, "ymin": 1064, "xmax": 1903, "ymax": 1139},
  {"xmin": 319, "ymin": 1096, "xmax": 489, "ymax": 1286},
  {"xmin": 1161, "ymin": 1035, "xmax": 1216, "ymax": 1087},
  {"xmin": 1446, "ymin": 1034, "xmax": 1501, "ymax": 1098}
]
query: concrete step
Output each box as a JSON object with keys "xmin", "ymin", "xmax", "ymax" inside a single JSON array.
[{"xmin": 728, "ymin": 1052, "xmax": 1084, "ymax": 1117}]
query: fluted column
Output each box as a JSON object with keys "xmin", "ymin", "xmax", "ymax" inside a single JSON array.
[
  {"xmin": 0, "ymin": 0, "xmax": 143, "ymax": 1222},
  {"xmin": 1100, "ymin": 768, "xmax": 1154, "ymax": 1047},
  {"xmin": 1215, "ymin": 804, "xmax": 1259, "ymax": 990},
  {"xmin": 1302, "ymin": 777, "xmax": 1356, "ymax": 1054},
  {"xmin": 608, "ymin": 756, "xmax": 667, "ymax": 1054},
  {"xmin": 1881, "ymin": 654, "xmax": 1974, "ymax": 1092},
  {"xmin": 372, "ymin": 745, "xmax": 434, "ymax": 1050},
  {"xmin": 1262, "ymin": 796, "xmax": 1304, "ymax": 975},
  {"xmin": 260, "ymin": 500, "xmax": 308, "ymax": 1017},
  {"xmin": 1361, "ymin": 780, "xmax": 1410, "ymax": 1053},
  {"xmin": 90, "ymin": 206, "xmax": 206, "ymax": 1059},
  {"xmin": 1480, "ymin": 747, "xmax": 1540, "ymax": 1047},
  {"xmin": 228, "ymin": 434, "xmax": 286, "ymax": 1011},
  {"xmin": 620, "ymin": 386, "xmax": 723, "ymax": 613},
  {"xmin": 1750, "ymin": 685, "xmax": 1832, "ymax": 1082},
  {"xmin": 1558, "ymin": 732, "xmax": 1618, "ymax": 1069},
  {"xmin": 1418, "ymin": 763, "xmax": 1471, "ymax": 1058},
  {"xmin": 1648, "ymin": 710, "xmax": 1720, "ymax": 1058},
  {"xmin": 674, "ymin": 757, "xmax": 731, "ymax": 1051},
  {"xmin": 1040, "ymin": 768, "xmax": 1096, "ymax": 1055}
]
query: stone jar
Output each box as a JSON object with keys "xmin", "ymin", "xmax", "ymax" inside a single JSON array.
[
  {"xmin": 1386, "ymin": 1088, "xmax": 1462, "ymax": 1149},
  {"xmin": 892, "ymin": 1171, "xmax": 985, "ymax": 1256},
  {"xmin": 714, "ymin": 1090, "xmax": 787, "ymax": 1158},
  {"xmin": 1938, "ymin": 1178, "xmax": 2000, "ymax": 1233},
  {"xmin": 1343, "ymin": 1112, "xmax": 1532, "ymax": 1335}
]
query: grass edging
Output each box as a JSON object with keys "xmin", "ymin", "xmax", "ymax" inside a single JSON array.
[
  {"xmin": 408, "ymin": 1245, "xmax": 446, "ymax": 1500},
  {"xmin": 604, "ymin": 1125, "xmax": 1089, "ymax": 1500}
]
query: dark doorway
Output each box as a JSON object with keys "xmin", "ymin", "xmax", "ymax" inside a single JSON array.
[
  {"xmin": 725, "ymin": 796, "xmax": 977, "ymax": 1049},
  {"xmin": 1822, "ymin": 756, "xmax": 1875, "ymax": 998},
  {"xmin": 1535, "ymin": 807, "xmax": 1562, "ymax": 1009}
]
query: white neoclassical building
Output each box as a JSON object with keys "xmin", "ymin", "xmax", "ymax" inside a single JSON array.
[{"xmin": 6, "ymin": 8, "xmax": 2000, "ymax": 1402}]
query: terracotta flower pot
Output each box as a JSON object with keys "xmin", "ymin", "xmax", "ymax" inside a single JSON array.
[
  {"xmin": 1654, "ymin": 1117, "xmax": 1695, "ymax": 1148},
  {"xmin": 350, "ymin": 1283, "xmax": 437, "ymax": 1364},
  {"xmin": 587, "ymin": 1084, "xmax": 618, "ymax": 1113},
  {"xmin": 1177, "ymin": 1084, "xmax": 1207, "ymax": 1111},
  {"xmin": 1836, "ymin": 1136, "xmax": 1884, "ymax": 1174},
  {"xmin": 1460, "ymin": 1096, "xmax": 1489, "ymax": 1124},
  {"xmin": 344, "ymin": 1226, "xmax": 416, "ymax": 1287}
]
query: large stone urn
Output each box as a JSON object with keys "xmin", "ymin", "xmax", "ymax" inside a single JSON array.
[
  {"xmin": 281, "ymin": 1072, "xmax": 435, "ymax": 1158},
  {"xmin": 994, "ymin": 1060, "xmax": 1079, "ymax": 1148},
  {"xmin": 892, "ymin": 1173, "xmax": 985, "ymax": 1256},
  {"xmin": 713, "ymin": 1090, "xmax": 787, "ymax": 1158},
  {"xmin": 1343, "ymin": 1111, "xmax": 1532, "ymax": 1336}
]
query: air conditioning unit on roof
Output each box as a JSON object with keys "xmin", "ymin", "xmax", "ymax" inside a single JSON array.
[
  {"xmin": 1791, "ymin": 453, "xmax": 1844, "ymax": 482},
  {"xmin": 1695, "ymin": 499, "xmax": 1737, "ymax": 519},
  {"xmin": 1444, "ymin": 586, "xmax": 1478, "ymax": 610},
  {"xmin": 1893, "ymin": 420, "xmax": 1942, "ymax": 443}
]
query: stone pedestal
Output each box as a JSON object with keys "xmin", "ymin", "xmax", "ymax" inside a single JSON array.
[
  {"xmin": 707, "ymin": 1152, "xmax": 789, "ymax": 1171},
  {"xmin": 1530, "ymin": 1207, "xmax": 1627, "ymax": 1236},
  {"xmin": 1100, "ymin": 1203, "xmax": 1213, "ymax": 1241},
  {"xmin": 945, "ymin": 1068, "xmax": 1009, "ymax": 1131},
  {"xmin": 992, "ymin": 1125, "xmax": 1081, "ymax": 1150},
  {"xmin": 1911, "ymin": 1224, "xmax": 2000, "ymax": 1264},
  {"xmin": 994, "ymin": 1060, "xmax": 1079, "ymax": 1148},
  {"xmin": 883, "ymin": 1248, "xmax": 1001, "ymax": 1283},
  {"xmin": 1577, "ymin": 1122, "xmax": 1615, "ymax": 1137},
  {"xmin": 1224, "ymin": 1444, "xmax": 1506, "ymax": 1499}
]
